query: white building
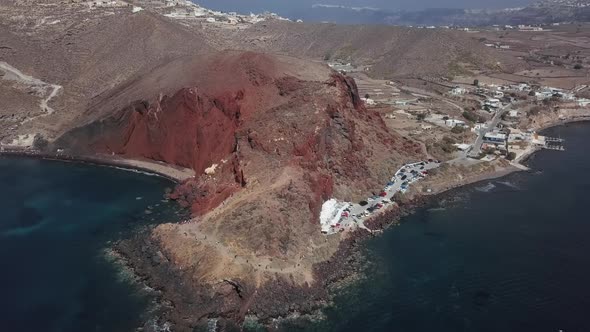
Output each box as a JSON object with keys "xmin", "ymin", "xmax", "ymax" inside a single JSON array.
[
  {"xmin": 518, "ymin": 25, "xmax": 543, "ymax": 31},
  {"xmin": 445, "ymin": 119, "xmax": 466, "ymax": 127},
  {"xmin": 558, "ymin": 92, "xmax": 576, "ymax": 101},
  {"xmin": 512, "ymin": 83, "xmax": 530, "ymax": 91},
  {"xmin": 508, "ymin": 129, "xmax": 527, "ymax": 142},
  {"xmin": 535, "ymin": 91, "xmax": 554, "ymax": 100},
  {"xmin": 450, "ymin": 86, "xmax": 467, "ymax": 95},
  {"xmin": 193, "ymin": 7, "xmax": 207, "ymax": 16},
  {"xmin": 455, "ymin": 143, "xmax": 472, "ymax": 151},
  {"xmin": 531, "ymin": 134, "xmax": 546, "ymax": 146},
  {"xmin": 472, "ymin": 123, "xmax": 488, "ymax": 132},
  {"xmin": 485, "ymin": 98, "xmax": 501, "ymax": 108},
  {"xmin": 508, "ymin": 110, "xmax": 520, "ymax": 118},
  {"xmin": 484, "ymin": 132, "xmax": 507, "ymax": 144}
]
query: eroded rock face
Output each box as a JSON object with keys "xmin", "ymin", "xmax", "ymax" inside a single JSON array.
[
  {"xmin": 103, "ymin": 88, "xmax": 241, "ymax": 173},
  {"xmin": 58, "ymin": 51, "xmax": 425, "ymax": 327}
]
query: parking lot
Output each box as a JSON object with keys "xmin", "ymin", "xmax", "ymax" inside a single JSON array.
[{"xmin": 321, "ymin": 160, "xmax": 440, "ymax": 234}]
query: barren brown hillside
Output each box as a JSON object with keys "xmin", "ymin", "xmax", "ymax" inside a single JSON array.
[
  {"xmin": 0, "ymin": 2, "xmax": 211, "ymax": 142},
  {"xmin": 55, "ymin": 50, "xmax": 425, "ymax": 324},
  {"xmin": 0, "ymin": 1, "xmax": 535, "ymax": 328},
  {"xmin": 230, "ymin": 20, "xmax": 524, "ymax": 78}
]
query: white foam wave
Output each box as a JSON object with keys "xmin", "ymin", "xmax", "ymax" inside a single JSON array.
[{"xmin": 475, "ymin": 183, "xmax": 496, "ymax": 193}]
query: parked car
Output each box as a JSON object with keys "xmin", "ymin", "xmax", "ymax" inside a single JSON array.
[
  {"xmin": 401, "ymin": 175, "xmax": 408, "ymax": 180},
  {"xmin": 359, "ymin": 200, "xmax": 369, "ymax": 206},
  {"xmin": 379, "ymin": 192, "xmax": 387, "ymax": 197}
]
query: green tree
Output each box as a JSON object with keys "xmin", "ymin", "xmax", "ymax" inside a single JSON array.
[
  {"xmin": 462, "ymin": 111, "xmax": 478, "ymax": 122},
  {"xmin": 451, "ymin": 126, "xmax": 465, "ymax": 134}
]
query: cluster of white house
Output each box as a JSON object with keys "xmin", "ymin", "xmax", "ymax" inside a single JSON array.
[
  {"xmin": 484, "ymin": 43, "xmax": 511, "ymax": 50},
  {"xmin": 422, "ymin": 114, "xmax": 468, "ymax": 129},
  {"xmin": 130, "ymin": 0, "xmax": 294, "ymax": 24},
  {"xmin": 451, "ymin": 83, "xmax": 590, "ymax": 110},
  {"xmin": 480, "ymin": 128, "xmax": 548, "ymax": 152}
]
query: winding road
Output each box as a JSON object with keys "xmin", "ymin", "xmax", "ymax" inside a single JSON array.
[{"xmin": 0, "ymin": 61, "xmax": 62, "ymax": 124}]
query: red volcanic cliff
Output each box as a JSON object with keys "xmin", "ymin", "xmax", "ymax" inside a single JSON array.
[
  {"xmin": 57, "ymin": 51, "xmax": 423, "ymax": 232},
  {"xmin": 55, "ymin": 51, "xmax": 426, "ymax": 326},
  {"xmin": 95, "ymin": 88, "xmax": 242, "ymax": 175}
]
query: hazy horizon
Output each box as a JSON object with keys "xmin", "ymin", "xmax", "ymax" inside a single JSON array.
[{"xmin": 192, "ymin": 0, "xmax": 535, "ymax": 16}]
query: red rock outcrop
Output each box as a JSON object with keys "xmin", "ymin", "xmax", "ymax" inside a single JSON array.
[
  {"xmin": 58, "ymin": 51, "xmax": 423, "ymax": 219},
  {"xmin": 56, "ymin": 51, "xmax": 427, "ymax": 327},
  {"xmin": 100, "ymin": 88, "xmax": 241, "ymax": 173}
]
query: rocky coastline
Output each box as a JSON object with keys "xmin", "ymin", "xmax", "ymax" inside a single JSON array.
[
  {"xmin": 3, "ymin": 116, "xmax": 588, "ymax": 331},
  {"xmin": 109, "ymin": 182, "xmax": 465, "ymax": 331},
  {"xmin": 118, "ymin": 117, "xmax": 587, "ymax": 330}
]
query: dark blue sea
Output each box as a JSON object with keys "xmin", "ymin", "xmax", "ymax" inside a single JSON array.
[
  {"xmin": 283, "ymin": 122, "xmax": 590, "ymax": 332},
  {"xmin": 2, "ymin": 122, "xmax": 590, "ymax": 332},
  {"xmin": 0, "ymin": 158, "xmax": 183, "ymax": 332}
]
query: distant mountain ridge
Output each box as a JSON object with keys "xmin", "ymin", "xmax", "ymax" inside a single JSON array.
[{"xmin": 293, "ymin": 0, "xmax": 590, "ymax": 26}]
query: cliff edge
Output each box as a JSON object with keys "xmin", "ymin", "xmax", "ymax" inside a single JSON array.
[{"xmin": 56, "ymin": 50, "xmax": 425, "ymax": 327}]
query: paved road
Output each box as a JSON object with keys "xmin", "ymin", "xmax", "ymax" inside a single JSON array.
[
  {"xmin": 468, "ymin": 104, "xmax": 510, "ymax": 158},
  {"xmin": 324, "ymin": 160, "xmax": 440, "ymax": 234}
]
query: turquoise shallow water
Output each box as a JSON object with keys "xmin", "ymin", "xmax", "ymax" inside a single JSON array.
[
  {"xmin": 282, "ymin": 122, "xmax": 590, "ymax": 332},
  {"xmin": 0, "ymin": 157, "xmax": 183, "ymax": 332}
]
